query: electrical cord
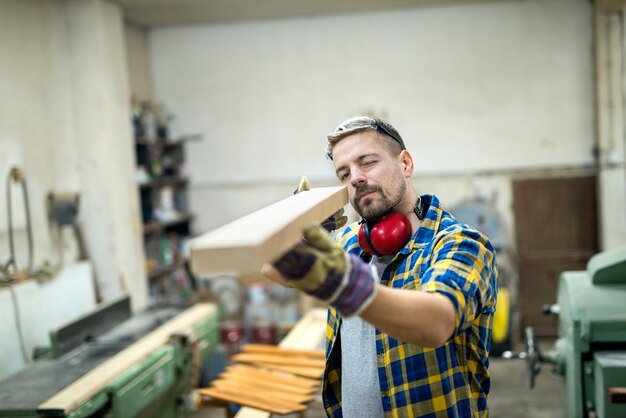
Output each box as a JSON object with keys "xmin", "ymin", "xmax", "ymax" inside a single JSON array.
[
  {"xmin": 0, "ymin": 282, "xmax": 32, "ymax": 364},
  {"xmin": 2, "ymin": 166, "xmax": 35, "ymax": 364}
]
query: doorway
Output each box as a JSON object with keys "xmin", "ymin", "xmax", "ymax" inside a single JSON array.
[{"xmin": 513, "ymin": 175, "xmax": 598, "ymax": 337}]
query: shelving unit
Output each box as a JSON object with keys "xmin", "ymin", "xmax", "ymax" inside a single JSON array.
[{"xmin": 134, "ymin": 137, "xmax": 195, "ymax": 306}]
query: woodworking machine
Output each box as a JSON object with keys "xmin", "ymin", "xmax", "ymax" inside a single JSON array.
[
  {"xmin": 0, "ymin": 296, "xmax": 219, "ymax": 418},
  {"xmin": 506, "ymin": 246, "xmax": 626, "ymax": 418}
]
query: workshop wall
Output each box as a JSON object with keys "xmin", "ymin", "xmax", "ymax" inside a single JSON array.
[
  {"xmin": 0, "ymin": 262, "xmax": 95, "ymax": 380},
  {"xmin": 0, "ymin": 0, "xmax": 147, "ymax": 312},
  {"xmin": 148, "ymin": 0, "xmax": 595, "ymax": 244},
  {"xmin": 595, "ymin": 12, "xmax": 626, "ymax": 249},
  {"xmin": 0, "ymin": 0, "xmax": 80, "ymax": 273}
]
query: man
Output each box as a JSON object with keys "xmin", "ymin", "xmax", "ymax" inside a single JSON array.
[{"xmin": 262, "ymin": 116, "xmax": 498, "ymax": 418}]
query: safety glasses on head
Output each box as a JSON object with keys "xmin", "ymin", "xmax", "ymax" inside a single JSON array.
[{"xmin": 325, "ymin": 116, "xmax": 405, "ymax": 160}]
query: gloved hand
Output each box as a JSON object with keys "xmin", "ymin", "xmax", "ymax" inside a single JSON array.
[
  {"xmin": 271, "ymin": 224, "xmax": 377, "ymax": 317},
  {"xmin": 294, "ymin": 176, "xmax": 348, "ymax": 232}
]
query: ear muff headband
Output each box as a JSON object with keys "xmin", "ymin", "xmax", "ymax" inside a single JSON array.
[
  {"xmin": 358, "ymin": 196, "xmax": 427, "ymax": 257},
  {"xmin": 360, "ymin": 220, "xmax": 382, "ymax": 257},
  {"xmin": 414, "ymin": 196, "xmax": 426, "ymax": 220},
  {"xmin": 358, "ymin": 212, "xmax": 412, "ymax": 257}
]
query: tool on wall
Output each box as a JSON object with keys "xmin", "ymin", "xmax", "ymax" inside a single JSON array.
[
  {"xmin": 3, "ymin": 166, "xmax": 34, "ymax": 281},
  {"xmin": 47, "ymin": 191, "xmax": 102, "ymax": 302},
  {"xmin": 47, "ymin": 191, "xmax": 82, "ymax": 263}
]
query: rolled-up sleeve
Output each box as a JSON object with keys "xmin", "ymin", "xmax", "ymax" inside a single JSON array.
[{"xmin": 418, "ymin": 227, "xmax": 498, "ymax": 335}]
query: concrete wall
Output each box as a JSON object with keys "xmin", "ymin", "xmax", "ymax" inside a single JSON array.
[
  {"xmin": 0, "ymin": 0, "xmax": 81, "ymax": 272},
  {"xmin": 596, "ymin": 11, "xmax": 626, "ymax": 250},
  {"xmin": 0, "ymin": 0, "xmax": 147, "ymax": 311},
  {"xmin": 149, "ymin": 0, "xmax": 596, "ymax": 251},
  {"xmin": 0, "ymin": 262, "xmax": 95, "ymax": 380}
]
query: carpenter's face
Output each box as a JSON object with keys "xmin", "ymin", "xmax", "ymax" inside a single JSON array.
[{"xmin": 332, "ymin": 131, "xmax": 407, "ymax": 219}]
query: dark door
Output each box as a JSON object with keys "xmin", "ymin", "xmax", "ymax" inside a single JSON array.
[{"xmin": 513, "ymin": 176, "xmax": 598, "ymax": 337}]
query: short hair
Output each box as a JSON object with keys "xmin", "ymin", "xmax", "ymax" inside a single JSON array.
[{"xmin": 325, "ymin": 116, "xmax": 405, "ymax": 160}]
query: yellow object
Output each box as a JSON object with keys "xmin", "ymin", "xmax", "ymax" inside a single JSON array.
[{"xmin": 492, "ymin": 287, "xmax": 510, "ymax": 343}]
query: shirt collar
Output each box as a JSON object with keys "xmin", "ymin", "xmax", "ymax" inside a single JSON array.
[{"xmin": 398, "ymin": 194, "xmax": 443, "ymax": 254}]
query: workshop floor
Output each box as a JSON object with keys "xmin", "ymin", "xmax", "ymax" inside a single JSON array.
[{"xmin": 193, "ymin": 347, "xmax": 562, "ymax": 418}]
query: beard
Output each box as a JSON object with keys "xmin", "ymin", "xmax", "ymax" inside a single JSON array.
[{"xmin": 352, "ymin": 178, "xmax": 406, "ymax": 220}]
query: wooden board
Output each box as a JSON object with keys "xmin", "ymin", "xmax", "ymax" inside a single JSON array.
[
  {"xmin": 197, "ymin": 387, "xmax": 307, "ymax": 415},
  {"xmin": 190, "ymin": 186, "xmax": 347, "ymax": 277},
  {"xmin": 231, "ymin": 353, "xmax": 325, "ymax": 369},
  {"xmin": 242, "ymin": 343, "xmax": 324, "ymax": 359},
  {"xmin": 211, "ymin": 379, "xmax": 314, "ymax": 404},
  {"xmin": 220, "ymin": 371, "xmax": 317, "ymax": 395},
  {"xmin": 38, "ymin": 303, "xmax": 217, "ymax": 414},
  {"xmin": 233, "ymin": 309, "xmax": 327, "ymax": 418},
  {"xmin": 225, "ymin": 365, "xmax": 319, "ymax": 389},
  {"xmin": 243, "ymin": 363, "xmax": 323, "ymax": 379}
]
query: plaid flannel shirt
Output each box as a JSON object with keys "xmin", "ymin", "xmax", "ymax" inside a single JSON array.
[{"xmin": 322, "ymin": 194, "xmax": 498, "ymax": 418}]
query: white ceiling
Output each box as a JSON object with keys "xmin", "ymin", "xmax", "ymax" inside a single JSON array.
[{"xmin": 111, "ymin": 0, "xmax": 483, "ymax": 27}]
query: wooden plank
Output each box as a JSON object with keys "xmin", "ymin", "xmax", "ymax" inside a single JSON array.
[
  {"xmin": 242, "ymin": 343, "xmax": 325, "ymax": 359},
  {"xmin": 233, "ymin": 308, "xmax": 327, "ymax": 418},
  {"xmin": 226, "ymin": 365, "xmax": 319, "ymax": 389},
  {"xmin": 231, "ymin": 353, "xmax": 325, "ymax": 369},
  {"xmin": 198, "ymin": 387, "xmax": 307, "ymax": 415},
  {"xmin": 39, "ymin": 303, "xmax": 217, "ymax": 414},
  {"xmin": 211, "ymin": 379, "xmax": 314, "ymax": 404},
  {"xmin": 247, "ymin": 363, "xmax": 323, "ymax": 379},
  {"xmin": 190, "ymin": 186, "xmax": 347, "ymax": 277},
  {"xmin": 220, "ymin": 371, "xmax": 317, "ymax": 395},
  {"xmin": 279, "ymin": 308, "xmax": 327, "ymax": 349}
]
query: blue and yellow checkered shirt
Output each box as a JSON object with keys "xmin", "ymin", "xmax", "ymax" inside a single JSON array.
[{"xmin": 322, "ymin": 194, "xmax": 498, "ymax": 418}]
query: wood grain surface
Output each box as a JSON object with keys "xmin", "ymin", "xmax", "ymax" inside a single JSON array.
[{"xmin": 190, "ymin": 186, "xmax": 347, "ymax": 276}]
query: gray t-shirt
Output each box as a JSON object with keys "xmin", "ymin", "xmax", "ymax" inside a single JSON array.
[{"xmin": 340, "ymin": 256, "xmax": 391, "ymax": 417}]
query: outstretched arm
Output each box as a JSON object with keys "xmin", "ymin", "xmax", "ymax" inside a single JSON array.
[
  {"xmin": 360, "ymin": 286, "xmax": 456, "ymax": 347},
  {"xmin": 265, "ymin": 226, "xmax": 496, "ymax": 349}
]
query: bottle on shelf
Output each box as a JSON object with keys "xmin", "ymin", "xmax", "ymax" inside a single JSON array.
[{"xmin": 140, "ymin": 101, "xmax": 157, "ymax": 140}]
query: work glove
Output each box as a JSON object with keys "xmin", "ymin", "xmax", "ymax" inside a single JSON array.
[
  {"xmin": 272, "ymin": 224, "xmax": 377, "ymax": 317},
  {"xmin": 294, "ymin": 176, "xmax": 348, "ymax": 233}
]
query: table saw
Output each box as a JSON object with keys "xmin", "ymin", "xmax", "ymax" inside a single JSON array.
[{"xmin": 0, "ymin": 296, "xmax": 219, "ymax": 418}]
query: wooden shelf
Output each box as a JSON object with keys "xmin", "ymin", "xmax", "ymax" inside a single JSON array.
[
  {"xmin": 139, "ymin": 176, "xmax": 188, "ymax": 190},
  {"xmin": 133, "ymin": 124, "xmax": 195, "ymax": 302},
  {"xmin": 143, "ymin": 213, "xmax": 194, "ymax": 235},
  {"xmin": 135, "ymin": 138, "xmax": 184, "ymax": 147}
]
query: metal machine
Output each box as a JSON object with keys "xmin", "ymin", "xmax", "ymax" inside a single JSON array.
[
  {"xmin": 506, "ymin": 245, "xmax": 626, "ymax": 418},
  {"xmin": 0, "ymin": 296, "xmax": 219, "ymax": 418}
]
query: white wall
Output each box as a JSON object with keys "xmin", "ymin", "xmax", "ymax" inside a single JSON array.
[
  {"xmin": 149, "ymin": 0, "xmax": 595, "ymax": 239},
  {"xmin": 596, "ymin": 11, "xmax": 626, "ymax": 250},
  {"xmin": 64, "ymin": 0, "xmax": 147, "ymax": 309},
  {"xmin": 0, "ymin": 262, "xmax": 96, "ymax": 380},
  {"xmin": 0, "ymin": 0, "xmax": 148, "ymax": 312},
  {"xmin": 0, "ymin": 0, "xmax": 80, "ymax": 271}
]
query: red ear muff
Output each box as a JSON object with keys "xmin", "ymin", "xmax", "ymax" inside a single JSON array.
[{"xmin": 358, "ymin": 212, "xmax": 412, "ymax": 256}]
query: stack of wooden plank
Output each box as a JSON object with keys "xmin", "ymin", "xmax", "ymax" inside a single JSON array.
[{"xmin": 197, "ymin": 343, "xmax": 325, "ymax": 415}]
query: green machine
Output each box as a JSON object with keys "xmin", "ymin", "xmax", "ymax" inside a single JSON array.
[
  {"xmin": 0, "ymin": 297, "xmax": 219, "ymax": 418},
  {"xmin": 509, "ymin": 246, "xmax": 626, "ymax": 418}
]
